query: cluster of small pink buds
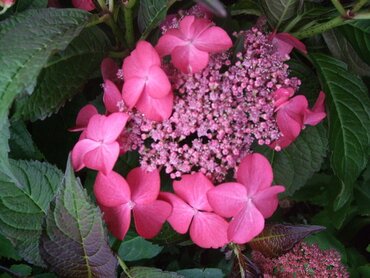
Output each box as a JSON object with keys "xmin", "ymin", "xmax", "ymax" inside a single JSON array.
[
  {"xmin": 252, "ymin": 242, "xmax": 349, "ymax": 277},
  {"xmin": 124, "ymin": 27, "xmax": 300, "ymax": 181}
]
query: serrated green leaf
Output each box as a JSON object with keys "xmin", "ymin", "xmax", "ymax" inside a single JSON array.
[
  {"xmin": 230, "ymin": 0, "xmax": 261, "ymax": 16},
  {"xmin": 138, "ymin": 0, "xmax": 168, "ymax": 38},
  {"xmin": 323, "ymin": 29, "xmax": 370, "ymax": 77},
  {"xmin": 40, "ymin": 158, "xmax": 117, "ymax": 277},
  {"xmin": 340, "ymin": 20, "xmax": 370, "ymax": 66},
  {"xmin": 0, "ymin": 160, "xmax": 62, "ymax": 266},
  {"xmin": 195, "ymin": 0, "xmax": 227, "ymax": 17},
  {"xmin": 0, "ymin": 8, "xmax": 90, "ymax": 161},
  {"xmin": 177, "ymin": 268, "xmax": 224, "ymax": 278},
  {"xmin": 128, "ymin": 267, "xmax": 183, "ymax": 278},
  {"xmin": 260, "ymin": 0, "xmax": 303, "ymax": 28},
  {"xmin": 256, "ymin": 124, "xmax": 328, "ymax": 196},
  {"xmin": 13, "ymin": 26, "xmax": 110, "ymax": 121},
  {"xmin": 249, "ymin": 224, "xmax": 325, "ymax": 258},
  {"xmin": 9, "ymin": 120, "xmax": 44, "ymax": 160},
  {"xmin": 119, "ymin": 236, "xmax": 163, "ymax": 262},
  {"xmin": 311, "ymin": 54, "xmax": 370, "ymax": 210}
]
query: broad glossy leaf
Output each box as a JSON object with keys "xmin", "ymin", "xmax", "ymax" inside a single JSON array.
[
  {"xmin": 195, "ymin": 0, "xmax": 227, "ymax": 17},
  {"xmin": 119, "ymin": 236, "xmax": 163, "ymax": 262},
  {"xmin": 0, "ymin": 8, "xmax": 89, "ymax": 160},
  {"xmin": 128, "ymin": 267, "xmax": 183, "ymax": 278},
  {"xmin": 323, "ymin": 29, "xmax": 370, "ymax": 77},
  {"xmin": 13, "ymin": 26, "xmax": 110, "ymax": 121},
  {"xmin": 341, "ymin": 20, "xmax": 370, "ymax": 65},
  {"xmin": 249, "ymin": 224, "xmax": 325, "ymax": 258},
  {"xmin": 40, "ymin": 159, "xmax": 117, "ymax": 277},
  {"xmin": 311, "ymin": 54, "xmax": 370, "ymax": 210},
  {"xmin": 177, "ymin": 268, "xmax": 224, "ymax": 278},
  {"xmin": 0, "ymin": 160, "xmax": 62, "ymax": 266},
  {"xmin": 230, "ymin": 0, "xmax": 261, "ymax": 17},
  {"xmin": 138, "ymin": 0, "xmax": 168, "ymax": 38},
  {"xmin": 260, "ymin": 0, "xmax": 302, "ymax": 28},
  {"xmin": 257, "ymin": 124, "xmax": 328, "ymax": 196}
]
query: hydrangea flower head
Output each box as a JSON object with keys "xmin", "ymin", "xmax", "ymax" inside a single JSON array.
[
  {"xmin": 156, "ymin": 15, "xmax": 232, "ymax": 73},
  {"xmin": 94, "ymin": 168, "xmax": 172, "ymax": 240},
  {"xmin": 71, "ymin": 112, "xmax": 129, "ymax": 174},
  {"xmin": 122, "ymin": 41, "xmax": 173, "ymax": 121},
  {"xmin": 160, "ymin": 173, "xmax": 228, "ymax": 248},
  {"xmin": 207, "ymin": 153, "xmax": 285, "ymax": 244}
]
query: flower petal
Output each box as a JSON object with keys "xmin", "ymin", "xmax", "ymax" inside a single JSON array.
[
  {"xmin": 253, "ymin": 185, "xmax": 285, "ymax": 218},
  {"xmin": 155, "ymin": 29, "xmax": 186, "ymax": 57},
  {"xmin": 135, "ymin": 40, "xmax": 161, "ymax": 68},
  {"xmin": 274, "ymin": 33, "xmax": 307, "ymax": 54},
  {"xmin": 190, "ymin": 211, "xmax": 228, "ymax": 248},
  {"xmin": 122, "ymin": 77, "xmax": 145, "ymax": 109},
  {"xmin": 94, "ymin": 171, "xmax": 131, "ymax": 207},
  {"xmin": 126, "ymin": 167, "xmax": 160, "ymax": 204},
  {"xmin": 178, "ymin": 15, "xmax": 196, "ymax": 38},
  {"xmin": 83, "ymin": 142, "xmax": 120, "ymax": 174},
  {"xmin": 101, "ymin": 58, "xmax": 119, "ymax": 82},
  {"xmin": 173, "ymin": 172, "xmax": 214, "ymax": 211},
  {"xmin": 194, "ymin": 26, "xmax": 232, "ymax": 53},
  {"xmin": 159, "ymin": 192, "xmax": 194, "ymax": 234},
  {"xmin": 136, "ymin": 90, "xmax": 174, "ymax": 122},
  {"xmin": 207, "ymin": 182, "xmax": 247, "ymax": 218},
  {"xmin": 69, "ymin": 104, "xmax": 98, "ymax": 132},
  {"xmin": 171, "ymin": 45, "xmax": 209, "ymax": 73},
  {"xmin": 228, "ymin": 200, "xmax": 265, "ymax": 244},
  {"xmin": 304, "ymin": 91, "xmax": 326, "ymax": 126},
  {"xmin": 133, "ymin": 200, "xmax": 172, "ymax": 239},
  {"xmin": 99, "ymin": 204, "xmax": 131, "ymax": 240},
  {"xmin": 71, "ymin": 139, "xmax": 100, "ymax": 171},
  {"xmin": 237, "ymin": 153, "xmax": 273, "ymax": 196},
  {"xmin": 103, "ymin": 80, "xmax": 123, "ymax": 113},
  {"xmin": 145, "ymin": 66, "xmax": 171, "ymax": 99}
]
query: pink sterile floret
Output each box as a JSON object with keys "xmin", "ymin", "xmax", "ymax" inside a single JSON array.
[
  {"xmin": 156, "ymin": 15, "xmax": 232, "ymax": 73},
  {"xmin": 270, "ymin": 90, "xmax": 326, "ymax": 150},
  {"xmin": 160, "ymin": 173, "xmax": 228, "ymax": 249},
  {"xmin": 69, "ymin": 104, "xmax": 98, "ymax": 134},
  {"xmin": 72, "ymin": 0, "xmax": 95, "ymax": 11},
  {"xmin": 207, "ymin": 153, "xmax": 285, "ymax": 244},
  {"xmin": 270, "ymin": 32, "xmax": 307, "ymax": 59},
  {"xmin": 122, "ymin": 41, "xmax": 173, "ymax": 121},
  {"xmin": 94, "ymin": 168, "xmax": 172, "ymax": 240},
  {"xmin": 71, "ymin": 112, "xmax": 129, "ymax": 174}
]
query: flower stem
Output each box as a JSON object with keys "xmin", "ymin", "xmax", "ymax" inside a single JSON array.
[
  {"xmin": 331, "ymin": 0, "xmax": 347, "ymax": 16},
  {"xmin": 231, "ymin": 243, "xmax": 245, "ymax": 278},
  {"xmin": 123, "ymin": 0, "xmax": 137, "ymax": 49},
  {"xmin": 109, "ymin": 0, "xmax": 114, "ymax": 12},
  {"xmin": 292, "ymin": 16, "xmax": 350, "ymax": 39},
  {"xmin": 352, "ymin": 0, "xmax": 369, "ymax": 13},
  {"xmin": 118, "ymin": 256, "xmax": 133, "ymax": 278}
]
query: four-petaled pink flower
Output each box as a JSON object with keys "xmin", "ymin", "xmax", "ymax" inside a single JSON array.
[
  {"xmin": 94, "ymin": 168, "xmax": 172, "ymax": 240},
  {"xmin": 122, "ymin": 41, "xmax": 173, "ymax": 121},
  {"xmin": 270, "ymin": 89, "xmax": 326, "ymax": 150},
  {"xmin": 207, "ymin": 153, "xmax": 285, "ymax": 244},
  {"xmin": 160, "ymin": 173, "xmax": 228, "ymax": 248},
  {"xmin": 69, "ymin": 104, "xmax": 98, "ymax": 139},
  {"xmin": 72, "ymin": 0, "xmax": 95, "ymax": 11},
  {"xmin": 72, "ymin": 112, "xmax": 129, "ymax": 174},
  {"xmin": 156, "ymin": 15, "xmax": 232, "ymax": 73},
  {"xmin": 270, "ymin": 32, "xmax": 307, "ymax": 58}
]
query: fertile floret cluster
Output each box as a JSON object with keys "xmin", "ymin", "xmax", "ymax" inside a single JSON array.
[{"xmin": 123, "ymin": 28, "xmax": 300, "ymax": 181}]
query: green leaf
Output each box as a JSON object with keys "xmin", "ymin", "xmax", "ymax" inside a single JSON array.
[
  {"xmin": 0, "ymin": 160, "xmax": 62, "ymax": 266},
  {"xmin": 340, "ymin": 20, "xmax": 370, "ymax": 66},
  {"xmin": 0, "ymin": 8, "xmax": 90, "ymax": 160},
  {"xmin": 256, "ymin": 124, "xmax": 328, "ymax": 196},
  {"xmin": 9, "ymin": 264, "xmax": 32, "ymax": 276},
  {"xmin": 354, "ymin": 182, "xmax": 370, "ymax": 216},
  {"xmin": 177, "ymin": 268, "xmax": 224, "ymax": 278},
  {"xmin": 311, "ymin": 54, "xmax": 370, "ymax": 210},
  {"xmin": 15, "ymin": 0, "xmax": 48, "ymax": 12},
  {"xmin": 129, "ymin": 267, "xmax": 183, "ymax": 278},
  {"xmin": 9, "ymin": 120, "xmax": 44, "ymax": 160},
  {"xmin": 152, "ymin": 223, "xmax": 188, "ymax": 245},
  {"xmin": 119, "ymin": 236, "xmax": 163, "ymax": 262},
  {"xmin": 195, "ymin": 0, "xmax": 227, "ymax": 17},
  {"xmin": 260, "ymin": 0, "xmax": 302, "ymax": 28},
  {"xmin": 249, "ymin": 224, "xmax": 325, "ymax": 258},
  {"xmin": 0, "ymin": 234, "xmax": 20, "ymax": 260},
  {"xmin": 40, "ymin": 158, "xmax": 117, "ymax": 277},
  {"xmin": 13, "ymin": 26, "xmax": 110, "ymax": 121},
  {"xmin": 230, "ymin": 0, "xmax": 261, "ymax": 17},
  {"xmin": 323, "ymin": 29, "xmax": 370, "ymax": 77},
  {"xmin": 138, "ymin": 0, "xmax": 168, "ymax": 38}
]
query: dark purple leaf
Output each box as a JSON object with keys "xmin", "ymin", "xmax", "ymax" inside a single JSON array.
[{"xmin": 229, "ymin": 253, "xmax": 262, "ymax": 278}]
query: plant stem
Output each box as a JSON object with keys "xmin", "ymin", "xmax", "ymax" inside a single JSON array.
[
  {"xmin": 96, "ymin": 0, "xmax": 108, "ymax": 11},
  {"xmin": 331, "ymin": 0, "xmax": 347, "ymax": 16},
  {"xmin": 353, "ymin": 11, "xmax": 370, "ymax": 19},
  {"xmin": 109, "ymin": 0, "xmax": 114, "ymax": 12},
  {"xmin": 118, "ymin": 256, "xmax": 133, "ymax": 278},
  {"xmin": 123, "ymin": 0, "xmax": 137, "ymax": 49},
  {"xmin": 109, "ymin": 50, "xmax": 130, "ymax": 58},
  {"xmin": 293, "ymin": 16, "xmax": 350, "ymax": 39},
  {"xmin": 86, "ymin": 14, "xmax": 111, "ymax": 27},
  {"xmin": 352, "ymin": 0, "xmax": 369, "ymax": 13},
  {"xmin": 0, "ymin": 265, "xmax": 22, "ymax": 278},
  {"xmin": 231, "ymin": 243, "xmax": 245, "ymax": 278}
]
